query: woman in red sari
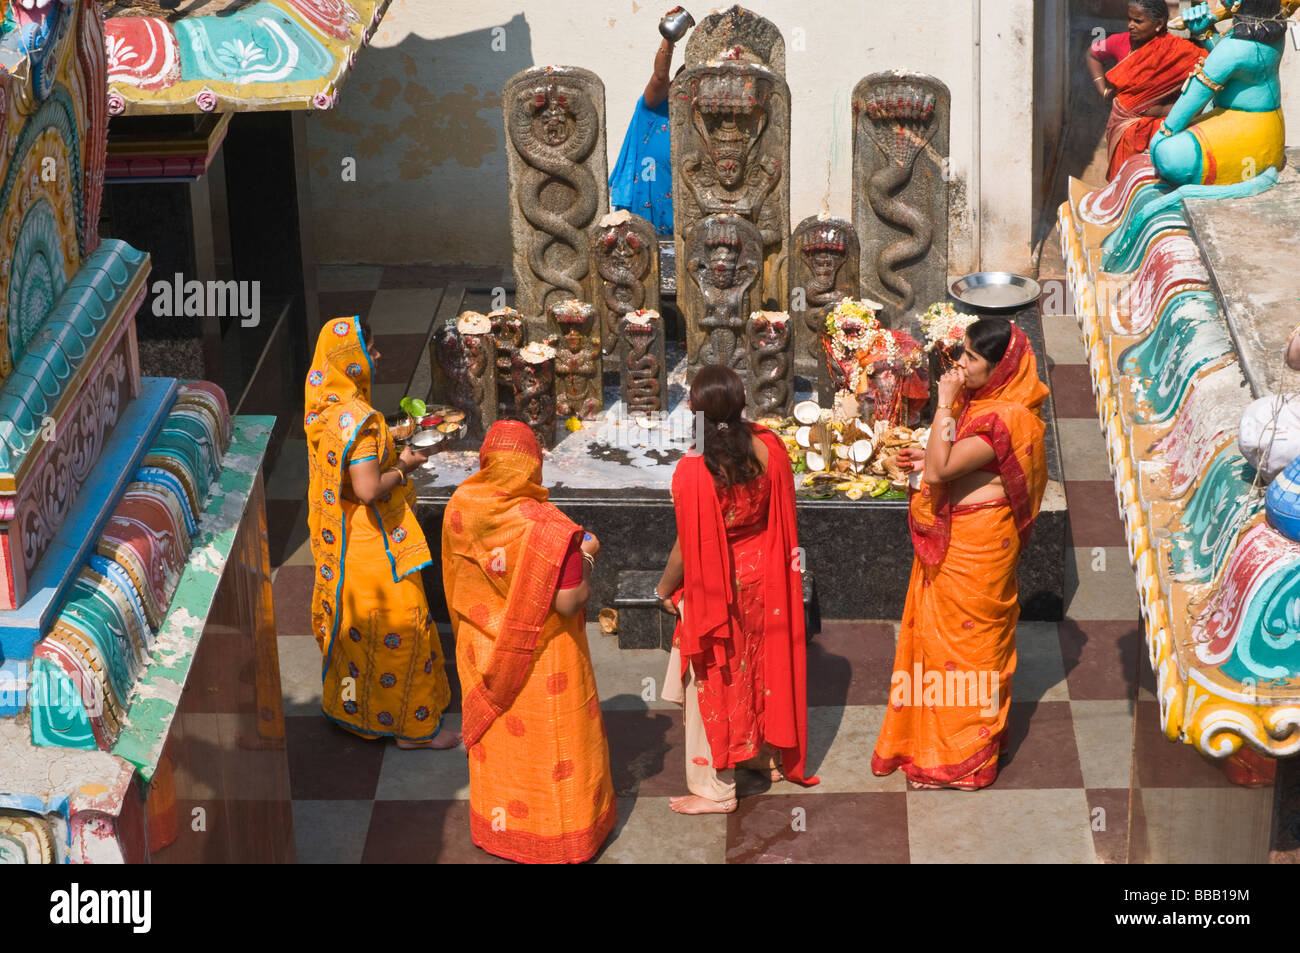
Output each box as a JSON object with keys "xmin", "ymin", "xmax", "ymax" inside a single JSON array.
[
  {"xmin": 873, "ymin": 319, "xmax": 1049, "ymax": 790},
  {"xmin": 1088, "ymin": 0, "xmax": 1205, "ymax": 179},
  {"xmin": 655, "ymin": 366, "xmax": 818, "ymax": 815}
]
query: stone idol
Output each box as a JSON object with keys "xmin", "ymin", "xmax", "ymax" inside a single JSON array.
[
  {"xmin": 432, "ymin": 310, "xmax": 498, "ymax": 440},
  {"xmin": 488, "ymin": 307, "xmax": 525, "ymax": 418},
  {"xmin": 671, "ymin": 59, "xmax": 789, "ymax": 311},
  {"xmin": 504, "ymin": 66, "xmax": 608, "ymax": 316},
  {"xmin": 681, "ymin": 214, "xmax": 762, "ymax": 377},
  {"xmin": 852, "ymin": 71, "xmax": 950, "ymax": 336},
  {"xmin": 511, "ymin": 341, "xmax": 558, "ymax": 450},
  {"xmin": 745, "ymin": 310, "xmax": 794, "ymax": 419},
  {"xmin": 549, "ymin": 299, "xmax": 602, "ymax": 420},
  {"xmin": 591, "ymin": 209, "xmax": 659, "ymax": 369},
  {"xmin": 620, "ymin": 309, "xmax": 667, "ymax": 416},
  {"xmin": 684, "ymin": 4, "xmax": 786, "ymax": 73},
  {"xmin": 791, "ymin": 215, "xmax": 858, "ymax": 378}
]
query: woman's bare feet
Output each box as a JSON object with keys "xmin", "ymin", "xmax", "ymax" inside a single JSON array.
[
  {"xmin": 669, "ymin": 794, "xmax": 737, "ymax": 814},
  {"xmin": 396, "ymin": 731, "xmax": 462, "ymax": 750}
]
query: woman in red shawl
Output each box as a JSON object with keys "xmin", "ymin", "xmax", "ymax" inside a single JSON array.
[
  {"xmin": 873, "ymin": 318, "xmax": 1049, "ymax": 790},
  {"xmin": 655, "ymin": 366, "xmax": 818, "ymax": 815},
  {"xmin": 1088, "ymin": 0, "xmax": 1205, "ymax": 180}
]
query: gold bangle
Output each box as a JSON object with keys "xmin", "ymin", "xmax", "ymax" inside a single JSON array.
[
  {"xmin": 1191, "ymin": 63, "xmax": 1224, "ymax": 93},
  {"xmin": 937, "ymin": 404, "xmax": 953, "ymax": 411}
]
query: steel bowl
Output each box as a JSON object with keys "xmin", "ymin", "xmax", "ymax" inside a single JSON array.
[
  {"xmin": 949, "ymin": 272, "xmax": 1042, "ymax": 312},
  {"xmin": 660, "ymin": 7, "xmax": 695, "ymax": 42}
]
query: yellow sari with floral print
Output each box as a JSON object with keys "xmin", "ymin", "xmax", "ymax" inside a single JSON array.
[{"xmin": 305, "ymin": 316, "xmax": 450, "ymax": 741}]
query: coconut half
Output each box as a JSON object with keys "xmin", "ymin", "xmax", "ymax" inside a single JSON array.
[
  {"xmin": 795, "ymin": 426, "xmax": 812, "ymax": 448},
  {"xmin": 850, "ymin": 439, "xmax": 873, "ymax": 465},
  {"xmin": 457, "ymin": 311, "xmax": 492, "ymax": 335},
  {"xmin": 805, "ymin": 450, "xmax": 827, "ymax": 472},
  {"xmin": 793, "ymin": 400, "xmax": 821, "ymax": 426}
]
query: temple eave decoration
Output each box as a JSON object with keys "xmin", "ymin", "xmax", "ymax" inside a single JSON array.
[
  {"xmin": 1059, "ymin": 152, "xmax": 1300, "ymax": 763},
  {"xmin": 102, "ymin": 0, "xmax": 393, "ymax": 116}
]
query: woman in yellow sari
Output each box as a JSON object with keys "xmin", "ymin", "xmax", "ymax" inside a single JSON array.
[
  {"xmin": 873, "ymin": 318, "xmax": 1048, "ymax": 789},
  {"xmin": 305, "ymin": 316, "xmax": 458, "ymax": 749},
  {"xmin": 442, "ymin": 420, "xmax": 615, "ymax": 863}
]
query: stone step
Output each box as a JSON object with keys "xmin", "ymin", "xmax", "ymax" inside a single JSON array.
[{"xmin": 611, "ymin": 569, "xmax": 820, "ymax": 651}]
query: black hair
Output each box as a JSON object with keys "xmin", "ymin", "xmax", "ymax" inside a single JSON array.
[
  {"xmin": 1129, "ymin": 0, "xmax": 1170, "ymax": 23},
  {"xmin": 965, "ymin": 318, "xmax": 1013, "ymax": 366},
  {"xmin": 1233, "ymin": 0, "xmax": 1286, "ymax": 43},
  {"xmin": 690, "ymin": 364, "xmax": 762, "ymax": 488}
]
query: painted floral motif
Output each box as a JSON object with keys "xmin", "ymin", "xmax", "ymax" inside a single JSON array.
[
  {"xmin": 322, "ymin": 600, "xmax": 332, "ymax": 615},
  {"xmin": 348, "ymin": 662, "xmax": 359, "ymax": 678},
  {"xmin": 415, "ymin": 706, "xmax": 430, "ymax": 720},
  {"xmin": 326, "ymin": 451, "xmax": 337, "ymax": 466},
  {"xmin": 320, "ymin": 565, "xmax": 333, "ymax": 581},
  {"xmin": 346, "ymin": 362, "xmax": 362, "ymax": 378},
  {"xmin": 348, "ymin": 626, "xmax": 361, "ymax": 642},
  {"xmin": 323, "ymin": 489, "xmax": 336, "ymax": 504},
  {"xmin": 379, "ymin": 673, "xmax": 396, "ymax": 688},
  {"xmin": 377, "ymin": 711, "xmax": 394, "ymax": 726},
  {"xmin": 384, "ymin": 633, "xmax": 401, "ymax": 649},
  {"xmin": 306, "ymin": 411, "xmax": 319, "ymax": 425},
  {"xmin": 423, "ymin": 658, "xmax": 433, "ymax": 674},
  {"xmin": 326, "ymin": 394, "xmax": 339, "ymax": 403},
  {"xmin": 195, "ymin": 86, "xmax": 218, "ymax": 112},
  {"xmin": 392, "ymin": 526, "xmax": 406, "ymax": 543},
  {"xmin": 343, "ymin": 700, "xmax": 358, "ymax": 714},
  {"xmin": 322, "ymin": 528, "xmax": 335, "ymax": 545},
  {"xmin": 309, "ymin": 370, "xmax": 324, "ymax": 385},
  {"xmin": 339, "ymin": 413, "xmax": 353, "ymax": 431},
  {"xmin": 333, "ymin": 320, "xmax": 351, "ymax": 336}
]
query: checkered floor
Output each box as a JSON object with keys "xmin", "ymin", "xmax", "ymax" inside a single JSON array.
[{"xmin": 261, "ymin": 263, "xmax": 1273, "ymax": 863}]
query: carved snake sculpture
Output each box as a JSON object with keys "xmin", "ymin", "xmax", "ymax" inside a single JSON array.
[
  {"xmin": 746, "ymin": 320, "xmax": 792, "ymax": 416},
  {"xmin": 862, "ymin": 87, "xmax": 938, "ymax": 318},
  {"xmin": 512, "ymin": 363, "xmax": 555, "ymax": 440},
  {"xmin": 597, "ymin": 243, "xmax": 647, "ymax": 356},
  {"xmin": 508, "ymin": 83, "xmax": 599, "ymax": 308},
  {"xmin": 624, "ymin": 327, "xmax": 662, "ymax": 413}
]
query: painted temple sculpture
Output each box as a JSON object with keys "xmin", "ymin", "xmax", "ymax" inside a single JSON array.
[
  {"xmin": 0, "ymin": 0, "xmax": 281, "ymax": 862},
  {"xmin": 1060, "ymin": 0, "xmax": 1300, "ymax": 782}
]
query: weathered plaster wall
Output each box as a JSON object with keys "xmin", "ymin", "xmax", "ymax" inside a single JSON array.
[{"xmin": 306, "ymin": 0, "xmax": 1100, "ymax": 275}]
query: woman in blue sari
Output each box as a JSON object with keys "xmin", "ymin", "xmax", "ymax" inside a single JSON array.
[{"xmin": 609, "ymin": 31, "xmax": 679, "ymax": 236}]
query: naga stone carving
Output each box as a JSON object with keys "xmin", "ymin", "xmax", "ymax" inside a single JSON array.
[
  {"xmin": 432, "ymin": 311, "xmax": 498, "ymax": 441},
  {"xmin": 791, "ymin": 215, "xmax": 859, "ymax": 377},
  {"xmin": 620, "ymin": 309, "xmax": 667, "ymax": 415},
  {"xmin": 682, "ymin": 214, "xmax": 762, "ymax": 378},
  {"xmin": 592, "ymin": 209, "xmax": 659, "ymax": 367},
  {"xmin": 504, "ymin": 66, "xmax": 608, "ymax": 316},
  {"xmin": 671, "ymin": 61, "xmax": 789, "ymax": 311},
  {"xmin": 489, "ymin": 307, "xmax": 525, "ymax": 418},
  {"xmin": 684, "ymin": 4, "xmax": 785, "ymax": 74},
  {"xmin": 548, "ymin": 299, "xmax": 602, "ymax": 420},
  {"xmin": 852, "ymin": 72, "xmax": 950, "ymax": 336},
  {"xmin": 745, "ymin": 311, "xmax": 794, "ymax": 418},
  {"xmin": 511, "ymin": 342, "xmax": 558, "ymax": 449}
]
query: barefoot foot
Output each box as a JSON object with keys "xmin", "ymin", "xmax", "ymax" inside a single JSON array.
[
  {"xmin": 396, "ymin": 731, "xmax": 462, "ymax": 750},
  {"xmin": 669, "ymin": 794, "xmax": 737, "ymax": 815}
]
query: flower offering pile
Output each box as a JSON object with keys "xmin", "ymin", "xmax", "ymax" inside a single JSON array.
[
  {"xmin": 920, "ymin": 301, "xmax": 977, "ymax": 369},
  {"xmin": 821, "ymin": 299, "xmax": 929, "ymax": 427}
]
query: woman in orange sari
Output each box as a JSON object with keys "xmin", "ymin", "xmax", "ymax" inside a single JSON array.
[
  {"xmin": 872, "ymin": 319, "xmax": 1049, "ymax": 790},
  {"xmin": 655, "ymin": 366, "xmax": 818, "ymax": 815},
  {"xmin": 1088, "ymin": 0, "xmax": 1205, "ymax": 180},
  {"xmin": 306, "ymin": 316, "xmax": 458, "ymax": 749},
  {"xmin": 442, "ymin": 420, "xmax": 615, "ymax": 863}
]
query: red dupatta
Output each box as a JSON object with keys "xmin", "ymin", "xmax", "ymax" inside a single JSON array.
[
  {"xmin": 1104, "ymin": 32, "xmax": 1204, "ymax": 179},
  {"xmin": 671, "ymin": 426, "xmax": 818, "ymax": 785},
  {"xmin": 909, "ymin": 324, "xmax": 1050, "ymax": 567}
]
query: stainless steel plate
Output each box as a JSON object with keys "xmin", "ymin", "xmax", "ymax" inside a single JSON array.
[{"xmin": 949, "ymin": 272, "xmax": 1042, "ymax": 311}]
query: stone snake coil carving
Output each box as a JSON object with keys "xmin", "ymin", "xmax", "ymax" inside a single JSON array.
[
  {"xmin": 624, "ymin": 325, "xmax": 661, "ymax": 413},
  {"xmin": 745, "ymin": 313, "xmax": 792, "ymax": 416},
  {"xmin": 861, "ymin": 85, "xmax": 938, "ymax": 317},
  {"xmin": 507, "ymin": 81, "xmax": 599, "ymax": 309}
]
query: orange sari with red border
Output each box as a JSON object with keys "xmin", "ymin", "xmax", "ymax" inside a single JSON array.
[
  {"xmin": 442, "ymin": 421, "xmax": 615, "ymax": 863},
  {"xmin": 873, "ymin": 325, "xmax": 1049, "ymax": 789}
]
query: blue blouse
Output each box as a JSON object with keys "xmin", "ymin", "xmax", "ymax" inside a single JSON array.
[{"xmin": 609, "ymin": 95, "xmax": 673, "ymax": 236}]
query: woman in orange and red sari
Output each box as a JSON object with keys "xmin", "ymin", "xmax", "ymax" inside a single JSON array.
[
  {"xmin": 305, "ymin": 316, "xmax": 458, "ymax": 750},
  {"xmin": 872, "ymin": 318, "xmax": 1049, "ymax": 790},
  {"xmin": 1088, "ymin": 0, "xmax": 1205, "ymax": 180},
  {"xmin": 655, "ymin": 366, "xmax": 818, "ymax": 815},
  {"xmin": 442, "ymin": 420, "xmax": 615, "ymax": 863}
]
